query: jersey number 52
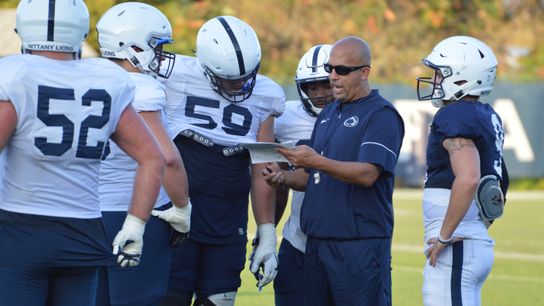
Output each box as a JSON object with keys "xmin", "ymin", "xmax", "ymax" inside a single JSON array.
[{"xmin": 34, "ymin": 85, "xmax": 111, "ymax": 159}]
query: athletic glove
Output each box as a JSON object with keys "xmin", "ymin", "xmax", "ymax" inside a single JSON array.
[
  {"xmin": 112, "ymin": 214, "xmax": 146, "ymax": 267},
  {"xmin": 249, "ymin": 223, "xmax": 278, "ymax": 291},
  {"xmin": 151, "ymin": 201, "xmax": 192, "ymax": 246}
]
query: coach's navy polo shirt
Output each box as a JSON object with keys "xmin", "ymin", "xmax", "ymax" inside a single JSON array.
[
  {"xmin": 424, "ymin": 100, "xmax": 505, "ymax": 189},
  {"xmin": 300, "ymin": 90, "xmax": 404, "ymax": 239}
]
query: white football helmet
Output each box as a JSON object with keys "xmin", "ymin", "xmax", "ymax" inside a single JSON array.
[
  {"xmin": 96, "ymin": 2, "xmax": 175, "ymax": 78},
  {"xmin": 295, "ymin": 44, "xmax": 334, "ymax": 117},
  {"xmin": 15, "ymin": 0, "xmax": 89, "ymax": 58},
  {"xmin": 417, "ymin": 35, "xmax": 497, "ymax": 107},
  {"xmin": 196, "ymin": 16, "xmax": 261, "ymax": 103}
]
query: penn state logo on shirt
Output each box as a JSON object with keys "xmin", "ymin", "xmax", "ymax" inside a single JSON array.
[{"xmin": 344, "ymin": 116, "xmax": 359, "ymax": 127}]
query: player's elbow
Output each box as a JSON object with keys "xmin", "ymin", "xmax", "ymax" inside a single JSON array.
[
  {"xmin": 163, "ymin": 150, "xmax": 182, "ymax": 170},
  {"xmin": 145, "ymin": 149, "xmax": 167, "ymax": 176},
  {"xmin": 458, "ymin": 173, "xmax": 480, "ymax": 193}
]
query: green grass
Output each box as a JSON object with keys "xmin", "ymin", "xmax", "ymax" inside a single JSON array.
[{"xmin": 236, "ymin": 190, "xmax": 544, "ymax": 306}]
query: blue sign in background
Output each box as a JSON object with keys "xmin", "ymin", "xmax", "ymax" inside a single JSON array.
[{"xmin": 284, "ymin": 82, "xmax": 544, "ymax": 186}]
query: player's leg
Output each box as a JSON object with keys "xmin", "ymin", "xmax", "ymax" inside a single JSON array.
[
  {"xmin": 303, "ymin": 237, "xmax": 334, "ymax": 306},
  {"xmin": 158, "ymin": 238, "xmax": 201, "ymax": 306},
  {"xmin": 193, "ymin": 292, "xmax": 237, "ymax": 306},
  {"xmin": 423, "ymin": 239, "xmax": 494, "ymax": 306},
  {"xmin": 192, "ymin": 242, "xmax": 246, "ymax": 306},
  {"xmin": 459, "ymin": 239, "xmax": 494, "ymax": 306},
  {"xmin": 324, "ymin": 238, "xmax": 392, "ymax": 306},
  {"xmin": 274, "ymin": 238, "xmax": 305, "ymax": 306},
  {"xmin": 95, "ymin": 266, "xmax": 112, "ymax": 306},
  {"xmin": 0, "ymin": 266, "xmax": 49, "ymax": 306},
  {"xmin": 46, "ymin": 266, "xmax": 99, "ymax": 306},
  {"xmin": 99, "ymin": 207, "xmax": 172, "ymax": 306}
]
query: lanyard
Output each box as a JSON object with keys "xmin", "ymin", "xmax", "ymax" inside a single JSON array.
[{"xmin": 312, "ymin": 100, "xmax": 364, "ymax": 184}]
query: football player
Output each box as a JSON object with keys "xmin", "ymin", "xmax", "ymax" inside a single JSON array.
[
  {"xmin": 157, "ymin": 16, "xmax": 285, "ymax": 306},
  {"xmin": 95, "ymin": 3, "xmax": 191, "ymax": 306},
  {"xmin": 416, "ymin": 35, "xmax": 508, "ymax": 306},
  {"xmin": 0, "ymin": 1, "xmax": 165, "ymax": 305},
  {"xmin": 269, "ymin": 44, "xmax": 334, "ymax": 306}
]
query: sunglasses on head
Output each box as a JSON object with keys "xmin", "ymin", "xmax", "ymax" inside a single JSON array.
[{"xmin": 323, "ymin": 63, "xmax": 370, "ymax": 75}]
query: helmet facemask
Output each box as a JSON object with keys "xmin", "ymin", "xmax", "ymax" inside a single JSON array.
[
  {"xmin": 416, "ymin": 59, "xmax": 454, "ymax": 107},
  {"xmin": 128, "ymin": 37, "xmax": 175, "ymax": 78},
  {"xmin": 297, "ymin": 78, "xmax": 334, "ymax": 117},
  {"xmin": 203, "ymin": 63, "xmax": 259, "ymax": 103}
]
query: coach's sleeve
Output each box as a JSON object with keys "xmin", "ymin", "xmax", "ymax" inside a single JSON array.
[{"xmin": 358, "ymin": 107, "xmax": 404, "ymax": 176}]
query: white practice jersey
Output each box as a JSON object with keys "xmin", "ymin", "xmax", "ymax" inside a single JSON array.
[
  {"xmin": 0, "ymin": 54, "xmax": 134, "ymax": 218},
  {"xmin": 163, "ymin": 55, "xmax": 285, "ymax": 145},
  {"xmin": 274, "ymin": 100, "xmax": 317, "ymax": 253},
  {"xmin": 99, "ymin": 73, "xmax": 169, "ymax": 211}
]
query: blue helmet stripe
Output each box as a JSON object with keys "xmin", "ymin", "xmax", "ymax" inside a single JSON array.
[
  {"xmin": 217, "ymin": 16, "xmax": 245, "ymax": 76},
  {"xmin": 47, "ymin": 0, "xmax": 56, "ymax": 41},
  {"xmin": 311, "ymin": 44, "xmax": 322, "ymax": 72}
]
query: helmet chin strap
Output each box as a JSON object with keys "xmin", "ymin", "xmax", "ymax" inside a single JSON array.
[{"xmin": 431, "ymin": 99, "xmax": 444, "ymax": 108}]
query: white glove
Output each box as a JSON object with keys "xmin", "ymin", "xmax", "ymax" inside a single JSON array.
[
  {"xmin": 152, "ymin": 201, "xmax": 192, "ymax": 247},
  {"xmin": 112, "ymin": 214, "xmax": 146, "ymax": 267},
  {"xmin": 151, "ymin": 201, "xmax": 191, "ymax": 233},
  {"xmin": 249, "ymin": 223, "xmax": 278, "ymax": 291}
]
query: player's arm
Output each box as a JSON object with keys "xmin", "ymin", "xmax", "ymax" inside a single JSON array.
[
  {"xmin": 108, "ymin": 105, "xmax": 165, "ymax": 267},
  {"xmin": 273, "ymin": 163, "xmax": 290, "ymax": 225},
  {"xmin": 440, "ymin": 137, "xmax": 480, "ymax": 240},
  {"xmin": 0, "ymin": 101, "xmax": 17, "ymax": 150},
  {"xmin": 262, "ymin": 163, "xmax": 308, "ymax": 192},
  {"xmin": 277, "ymin": 146, "xmax": 380, "ymax": 187},
  {"xmin": 139, "ymin": 111, "xmax": 189, "ymax": 208},
  {"xmin": 251, "ymin": 115, "xmax": 276, "ymax": 225},
  {"xmin": 110, "ymin": 105, "xmax": 165, "ymax": 221},
  {"xmin": 249, "ymin": 115, "xmax": 278, "ymax": 289},
  {"xmin": 426, "ymin": 137, "xmax": 480, "ymax": 266},
  {"xmin": 140, "ymin": 111, "xmax": 191, "ymax": 241}
]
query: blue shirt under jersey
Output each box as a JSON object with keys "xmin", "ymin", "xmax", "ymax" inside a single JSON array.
[
  {"xmin": 300, "ymin": 90, "xmax": 405, "ymax": 239},
  {"xmin": 424, "ymin": 100, "xmax": 505, "ymax": 189}
]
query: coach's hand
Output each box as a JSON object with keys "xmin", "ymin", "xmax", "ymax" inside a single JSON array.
[
  {"xmin": 112, "ymin": 214, "xmax": 146, "ymax": 267},
  {"xmin": 249, "ymin": 223, "xmax": 278, "ymax": 291}
]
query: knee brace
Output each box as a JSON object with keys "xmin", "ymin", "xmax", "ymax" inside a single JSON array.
[{"xmin": 193, "ymin": 291, "xmax": 236, "ymax": 306}]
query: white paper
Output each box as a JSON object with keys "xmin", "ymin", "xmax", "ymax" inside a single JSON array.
[{"xmin": 238, "ymin": 142, "xmax": 295, "ymax": 164}]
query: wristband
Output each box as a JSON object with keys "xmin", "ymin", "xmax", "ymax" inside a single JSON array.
[{"xmin": 438, "ymin": 234, "xmax": 452, "ymax": 245}]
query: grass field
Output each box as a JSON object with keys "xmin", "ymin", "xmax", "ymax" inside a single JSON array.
[{"xmin": 235, "ymin": 189, "xmax": 544, "ymax": 306}]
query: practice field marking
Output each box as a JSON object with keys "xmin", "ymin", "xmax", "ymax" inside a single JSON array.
[{"xmin": 393, "ymin": 189, "xmax": 544, "ymax": 201}]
